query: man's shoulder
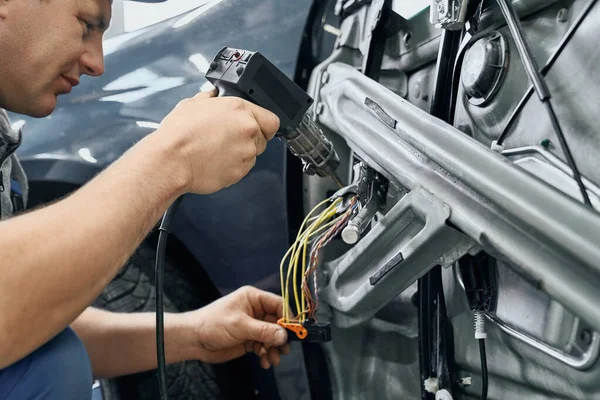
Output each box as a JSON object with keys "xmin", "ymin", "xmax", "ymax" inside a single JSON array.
[
  {"xmin": 0, "ymin": 108, "xmax": 28, "ymax": 219},
  {"xmin": 0, "ymin": 109, "xmax": 10, "ymax": 136},
  {"xmin": 0, "ymin": 108, "xmax": 18, "ymax": 144}
]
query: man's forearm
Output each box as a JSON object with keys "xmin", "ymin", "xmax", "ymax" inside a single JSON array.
[
  {"xmin": 72, "ymin": 307, "xmax": 198, "ymax": 378},
  {"xmin": 0, "ymin": 132, "xmax": 187, "ymax": 369}
]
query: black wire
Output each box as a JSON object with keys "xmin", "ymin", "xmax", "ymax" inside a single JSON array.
[
  {"xmin": 494, "ymin": 0, "xmax": 592, "ymax": 208},
  {"xmin": 449, "ymin": 32, "xmax": 472, "ymax": 123},
  {"xmin": 543, "ymin": 100, "xmax": 592, "ymax": 206},
  {"xmin": 495, "ymin": 0, "xmax": 549, "ymax": 100},
  {"xmin": 155, "ymin": 195, "xmax": 184, "ymax": 400},
  {"xmin": 479, "ymin": 339, "xmax": 488, "ymax": 400}
]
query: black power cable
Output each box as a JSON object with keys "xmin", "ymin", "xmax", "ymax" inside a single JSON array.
[
  {"xmin": 459, "ymin": 251, "xmax": 496, "ymax": 400},
  {"xmin": 479, "ymin": 338, "xmax": 488, "ymax": 400},
  {"xmin": 494, "ymin": 0, "xmax": 593, "ymax": 208},
  {"xmin": 155, "ymin": 195, "xmax": 184, "ymax": 400}
]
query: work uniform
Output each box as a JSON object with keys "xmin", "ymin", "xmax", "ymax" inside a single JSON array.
[{"xmin": 0, "ymin": 109, "xmax": 94, "ymax": 399}]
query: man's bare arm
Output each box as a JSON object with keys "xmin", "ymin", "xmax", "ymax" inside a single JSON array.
[
  {"xmin": 0, "ymin": 93, "xmax": 279, "ymax": 369},
  {"xmin": 72, "ymin": 288, "xmax": 290, "ymax": 378},
  {"xmin": 0, "ymin": 133, "xmax": 185, "ymax": 369},
  {"xmin": 71, "ymin": 308, "xmax": 197, "ymax": 378}
]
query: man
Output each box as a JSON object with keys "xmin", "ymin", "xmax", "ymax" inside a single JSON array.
[{"xmin": 0, "ymin": 0, "xmax": 291, "ymax": 398}]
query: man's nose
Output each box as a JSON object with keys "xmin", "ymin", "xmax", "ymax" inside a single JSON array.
[{"xmin": 79, "ymin": 41, "xmax": 105, "ymax": 77}]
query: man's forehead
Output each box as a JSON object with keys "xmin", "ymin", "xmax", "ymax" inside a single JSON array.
[
  {"xmin": 79, "ymin": 0, "xmax": 113, "ymax": 31},
  {"xmin": 80, "ymin": 0, "xmax": 167, "ymax": 32}
]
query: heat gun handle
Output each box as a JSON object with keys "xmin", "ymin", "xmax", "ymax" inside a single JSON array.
[{"xmin": 214, "ymin": 82, "xmax": 248, "ymax": 101}]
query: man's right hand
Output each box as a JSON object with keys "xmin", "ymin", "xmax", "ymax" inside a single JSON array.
[{"xmin": 155, "ymin": 90, "xmax": 280, "ymax": 195}]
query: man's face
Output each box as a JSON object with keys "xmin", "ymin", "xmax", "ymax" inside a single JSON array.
[{"xmin": 0, "ymin": 0, "xmax": 111, "ymax": 117}]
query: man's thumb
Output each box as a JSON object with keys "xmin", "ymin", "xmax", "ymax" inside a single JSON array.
[
  {"xmin": 246, "ymin": 319, "xmax": 288, "ymax": 346},
  {"xmin": 193, "ymin": 87, "xmax": 217, "ymax": 99}
]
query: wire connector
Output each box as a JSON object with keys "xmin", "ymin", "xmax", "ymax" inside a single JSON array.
[
  {"xmin": 491, "ymin": 140, "xmax": 505, "ymax": 153},
  {"xmin": 474, "ymin": 311, "xmax": 487, "ymax": 340},
  {"xmin": 277, "ymin": 318, "xmax": 332, "ymax": 342},
  {"xmin": 435, "ymin": 389, "xmax": 454, "ymax": 400},
  {"xmin": 458, "ymin": 376, "xmax": 472, "ymax": 386},
  {"xmin": 423, "ymin": 377, "xmax": 439, "ymax": 394}
]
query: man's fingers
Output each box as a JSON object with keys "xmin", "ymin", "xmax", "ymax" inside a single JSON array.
[
  {"xmin": 280, "ymin": 343, "xmax": 291, "ymax": 355},
  {"xmin": 246, "ymin": 341, "xmax": 288, "ymax": 369},
  {"xmin": 259, "ymin": 353, "xmax": 271, "ymax": 369},
  {"xmin": 255, "ymin": 134, "xmax": 268, "ymax": 156},
  {"xmin": 245, "ymin": 341, "xmax": 254, "ymax": 354},
  {"xmin": 244, "ymin": 317, "xmax": 288, "ymax": 347},
  {"xmin": 267, "ymin": 346, "xmax": 281, "ymax": 367},
  {"xmin": 245, "ymin": 155, "xmax": 257, "ymax": 172},
  {"xmin": 248, "ymin": 288, "xmax": 285, "ymax": 320},
  {"xmin": 263, "ymin": 314, "xmax": 279, "ymax": 324},
  {"xmin": 193, "ymin": 88, "xmax": 217, "ymax": 99},
  {"xmin": 253, "ymin": 342, "xmax": 267, "ymax": 357},
  {"xmin": 243, "ymin": 102, "xmax": 280, "ymax": 140}
]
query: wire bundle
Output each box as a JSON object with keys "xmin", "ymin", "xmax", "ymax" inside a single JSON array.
[{"xmin": 280, "ymin": 196, "xmax": 357, "ymax": 323}]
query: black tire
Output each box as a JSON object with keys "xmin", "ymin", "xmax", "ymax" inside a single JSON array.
[{"xmin": 92, "ymin": 237, "xmax": 255, "ymax": 400}]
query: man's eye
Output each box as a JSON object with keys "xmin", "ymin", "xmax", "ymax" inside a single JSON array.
[{"xmin": 80, "ymin": 19, "xmax": 94, "ymax": 35}]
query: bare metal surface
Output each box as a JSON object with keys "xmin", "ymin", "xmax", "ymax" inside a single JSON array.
[
  {"xmin": 504, "ymin": 145, "xmax": 600, "ymax": 207},
  {"xmin": 454, "ymin": 264, "xmax": 600, "ymax": 370},
  {"xmin": 305, "ymin": 1, "xmax": 600, "ymax": 399},
  {"xmin": 487, "ymin": 313, "xmax": 600, "ymax": 370},
  {"xmin": 313, "ymin": 60, "xmax": 600, "ymax": 333},
  {"xmin": 320, "ymin": 187, "xmax": 474, "ymax": 327}
]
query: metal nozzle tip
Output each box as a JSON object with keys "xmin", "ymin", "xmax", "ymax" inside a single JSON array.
[{"xmin": 331, "ymin": 171, "xmax": 344, "ymax": 188}]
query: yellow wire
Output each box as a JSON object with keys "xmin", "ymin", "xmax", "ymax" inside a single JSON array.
[
  {"xmin": 280, "ymin": 197, "xmax": 332, "ymax": 321},
  {"xmin": 285, "ymin": 200, "xmax": 338, "ymax": 320},
  {"xmin": 278, "ymin": 246, "xmax": 296, "ymax": 321},
  {"xmin": 281, "ymin": 212, "xmax": 343, "ymax": 318},
  {"xmin": 291, "ymin": 200, "xmax": 341, "ymax": 319},
  {"xmin": 292, "ymin": 199, "xmax": 337, "ymax": 317},
  {"xmin": 299, "ymin": 205, "xmax": 345, "ymax": 317},
  {"xmin": 283, "ymin": 198, "xmax": 330, "ymax": 319},
  {"xmin": 309, "ymin": 217, "xmax": 339, "ymax": 238}
]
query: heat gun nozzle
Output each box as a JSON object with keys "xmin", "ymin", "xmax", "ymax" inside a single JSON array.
[{"xmin": 280, "ymin": 114, "xmax": 341, "ymax": 182}]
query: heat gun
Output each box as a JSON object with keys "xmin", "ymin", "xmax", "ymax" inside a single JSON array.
[{"xmin": 205, "ymin": 47, "xmax": 342, "ymax": 186}]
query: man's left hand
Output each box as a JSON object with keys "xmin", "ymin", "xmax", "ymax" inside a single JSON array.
[{"xmin": 185, "ymin": 286, "xmax": 291, "ymax": 369}]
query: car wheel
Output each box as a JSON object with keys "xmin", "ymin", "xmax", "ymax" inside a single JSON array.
[{"xmin": 92, "ymin": 238, "xmax": 251, "ymax": 400}]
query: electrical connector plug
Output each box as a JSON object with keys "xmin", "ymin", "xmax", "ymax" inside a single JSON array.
[
  {"xmin": 277, "ymin": 318, "xmax": 332, "ymax": 342},
  {"xmin": 458, "ymin": 252, "xmax": 497, "ymax": 313}
]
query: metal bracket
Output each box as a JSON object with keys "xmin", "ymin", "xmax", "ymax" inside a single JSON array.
[
  {"xmin": 312, "ymin": 61, "xmax": 600, "ymax": 333},
  {"xmin": 319, "ymin": 187, "xmax": 475, "ymax": 327},
  {"xmin": 361, "ymin": 0, "xmax": 405, "ymax": 80},
  {"xmin": 430, "ymin": 0, "xmax": 471, "ymax": 30},
  {"xmin": 335, "ymin": 0, "xmax": 373, "ymax": 19},
  {"xmin": 487, "ymin": 312, "xmax": 600, "ymax": 370},
  {"xmin": 454, "ymin": 261, "xmax": 600, "ymax": 370},
  {"xmin": 332, "ymin": 161, "xmax": 373, "ymax": 200}
]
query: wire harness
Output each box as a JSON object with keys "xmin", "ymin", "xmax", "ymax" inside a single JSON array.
[{"xmin": 278, "ymin": 194, "xmax": 358, "ymax": 341}]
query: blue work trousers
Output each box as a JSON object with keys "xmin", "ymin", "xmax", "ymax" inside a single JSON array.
[{"xmin": 0, "ymin": 327, "xmax": 93, "ymax": 399}]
